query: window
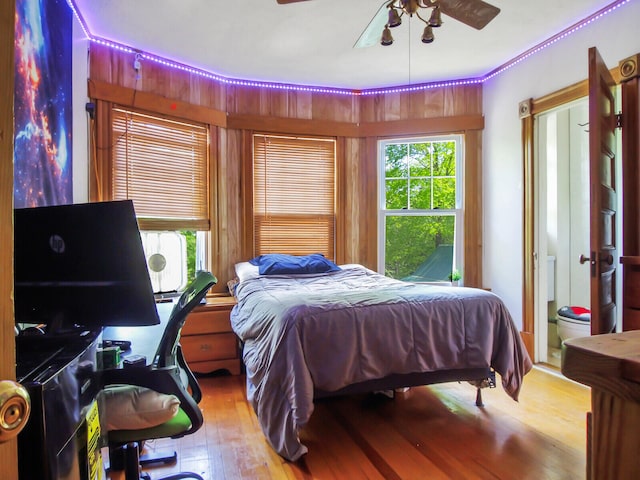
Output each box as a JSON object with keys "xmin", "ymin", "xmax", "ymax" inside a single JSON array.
[
  {"xmin": 111, "ymin": 107, "xmax": 210, "ymax": 292},
  {"xmin": 253, "ymin": 134, "xmax": 336, "ymax": 259},
  {"xmin": 378, "ymin": 135, "xmax": 462, "ymax": 283}
]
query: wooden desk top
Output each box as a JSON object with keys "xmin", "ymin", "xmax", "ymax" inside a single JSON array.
[
  {"xmin": 101, "ymin": 301, "xmax": 175, "ymax": 367},
  {"xmin": 193, "ymin": 295, "xmax": 237, "ymax": 312},
  {"xmin": 562, "ymin": 330, "xmax": 640, "ymax": 403}
]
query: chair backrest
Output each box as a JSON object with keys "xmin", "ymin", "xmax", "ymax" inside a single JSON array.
[{"xmin": 154, "ymin": 270, "xmax": 217, "ymax": 368}]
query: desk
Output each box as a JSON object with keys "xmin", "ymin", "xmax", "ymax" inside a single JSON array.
[
  {"xmin": 562, "ymin": 330, "xmax": 640, "ymax": 479},
  {"xmin": 102, "ymin": 302, "xmax": 174, "ymax": 365},
  {"xmin": 16, "ymin": 329, "xmax": 102, "ymax": 480}
]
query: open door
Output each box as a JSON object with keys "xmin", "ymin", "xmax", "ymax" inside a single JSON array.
[
  {"xmin": 588, "ymin": 46, "xmax": 618, "ymax": 335},
  {"xmin": 0, "ymin": 0, "xmax": 19, "ymax": 477}
]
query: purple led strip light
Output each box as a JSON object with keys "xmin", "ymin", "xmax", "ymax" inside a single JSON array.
[
  {"xmin": 67, "ymin": 0, "xmax": 632, "ymax": 97},
  {"xmin": 484, "ymin": 0, "xmax": 632, "ymax": 81},
  {"xmin": 88, "ymin": 37, "xmax": 354, "ymax": 96}
]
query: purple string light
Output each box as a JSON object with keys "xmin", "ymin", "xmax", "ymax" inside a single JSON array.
[{"xmin": 67, "ymin": 0, "xmax": 633, "ymax": 97}]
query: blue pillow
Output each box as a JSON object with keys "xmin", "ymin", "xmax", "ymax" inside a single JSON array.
[{"xmin": 249, "ymin": 253, "xmax": 341, "ymax": 275}]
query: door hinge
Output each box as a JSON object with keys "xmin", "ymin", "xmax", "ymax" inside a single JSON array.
[{"xmin": 616, "ymin": 112, "xmax": 623, "ymax": 129}]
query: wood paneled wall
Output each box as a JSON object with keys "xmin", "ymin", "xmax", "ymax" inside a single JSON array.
[{"xmin": 88, "ymin": 44, "xmax": 484, "ymax": 290}]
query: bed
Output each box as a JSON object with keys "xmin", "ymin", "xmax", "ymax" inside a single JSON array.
[{"xmin": 229, "ymin": 256, "xmax": 532, "ymax": 461}]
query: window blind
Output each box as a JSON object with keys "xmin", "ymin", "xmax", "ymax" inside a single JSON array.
[
  {"xmin": 112, "ymin": 108, "xmax": 210, "ymax": 231},
  {"xmin": 253, "ymin": 134, "xmax": 336, "ymax": 259}
]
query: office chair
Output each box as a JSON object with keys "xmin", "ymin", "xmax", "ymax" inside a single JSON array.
[{"xmin": 103, "ymin": 270, "xmax": 217, "ymax": 480}]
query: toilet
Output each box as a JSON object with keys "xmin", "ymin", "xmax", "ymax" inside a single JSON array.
[{"xmin": 557, "ymin": 305, "xmax": 591, "ymax": 341}]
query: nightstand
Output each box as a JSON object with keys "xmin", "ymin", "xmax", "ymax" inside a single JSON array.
[{"xmin": 180, "ymin": 296, "xmax": 241, "ymax": 375}]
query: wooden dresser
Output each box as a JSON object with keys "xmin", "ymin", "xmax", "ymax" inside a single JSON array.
[
  {"xmin": 562, "ymin": 330, "xmax": 640, "ymax": 479},
  {"xmin": 181, "ymin": 295, "xmax": 241, "ymax": 375}
]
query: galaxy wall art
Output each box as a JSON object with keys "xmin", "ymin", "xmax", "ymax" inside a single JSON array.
[{"xmin": 14, "ymin": 0, "xmax": 72, "ymax": 207}]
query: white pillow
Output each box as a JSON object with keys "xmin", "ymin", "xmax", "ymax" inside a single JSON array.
[
  {"xmin": 99, "ymin": 385, "xmax": 180, "ymax": 431},
  {"xmin": 235, "ymin": 261, "xmax": 260, "ymax": 282}
]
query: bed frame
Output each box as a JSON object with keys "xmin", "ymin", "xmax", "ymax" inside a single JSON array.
[{"xmin": 314, "ymin": 367, "xmax": 497, "ymax": 407}]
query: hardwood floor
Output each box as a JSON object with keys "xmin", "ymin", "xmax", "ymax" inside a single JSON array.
[{"xmin": 104, "ymin": 366, "xmax": 590, "ymax": 479}]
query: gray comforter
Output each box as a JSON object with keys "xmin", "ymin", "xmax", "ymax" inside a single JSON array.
[{"xmin": 230, "ymin": 264, "xmax": 532, "ymax": 461}]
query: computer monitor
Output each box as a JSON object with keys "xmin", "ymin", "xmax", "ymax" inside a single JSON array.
[{"xmin": 14, "ymin": 200, "xmax": 160, "ymax": 332}]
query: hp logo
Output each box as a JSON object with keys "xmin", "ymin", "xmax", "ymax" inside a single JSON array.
[{"xmin": 49, "ymin": 234, "xmax": 66, "ymax": 254}]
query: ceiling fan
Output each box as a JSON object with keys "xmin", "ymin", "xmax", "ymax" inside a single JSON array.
[{"xmin": 276, "ymin": 0, "xmax": 500, "ymax": 48}]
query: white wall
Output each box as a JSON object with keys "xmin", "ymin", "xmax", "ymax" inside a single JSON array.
[
  {"xmin": 72, "ymin": 16, "xmax": 89, "ymax": 203},
  {"xmin": 483, "ymin": 0, "xmax": 640, "ymax": 330}
]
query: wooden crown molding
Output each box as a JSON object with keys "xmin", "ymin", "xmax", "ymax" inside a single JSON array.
[{"xmin": 89, "ymin": 79, "xmax": 484, "ymax": 138}]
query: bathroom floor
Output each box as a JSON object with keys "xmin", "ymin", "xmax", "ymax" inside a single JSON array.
[{"xmin": 546, "ymin": 346, "xmax": 562, "ymax": 369}]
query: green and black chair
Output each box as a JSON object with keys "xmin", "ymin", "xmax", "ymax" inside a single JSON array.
[{"xmin": 103, "ymin": 270, "xmax": 217, "ymax": 480}]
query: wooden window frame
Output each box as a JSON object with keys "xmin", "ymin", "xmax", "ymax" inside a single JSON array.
[
  {"xmin": 90, "ymin": 99, "xmax": 218, "ymax": 285},
  {"xmin": 378, "ymin": 134, "xmax": 464, "ymax": 282},
  {"xmin": 110, "ymin": 106, "xmax": 210, "ymax": 230},
  {"xmin": 250, "ymin": 133, "xmax": 337, "ymax": 260}
]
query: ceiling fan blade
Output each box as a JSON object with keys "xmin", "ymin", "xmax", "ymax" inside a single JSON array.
[
  {"xmin": 353, "ymin": 1, "xmax": 388, "ymax": 49},
  {"xmin": 438, "ymin": 0, "xmax": 500, "ymax": 30},
  {"xmin": 276, "ymin": 0, "xmax": 311, "ymax": 4}
]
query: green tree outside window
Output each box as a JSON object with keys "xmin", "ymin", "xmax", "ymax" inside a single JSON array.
[{"xmin": 382, "ymin": 138, "xmax": 460, "ymax": 282}]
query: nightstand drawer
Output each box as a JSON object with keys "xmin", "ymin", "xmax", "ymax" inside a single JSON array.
[
  {"xmin": 182, "ymin": 310, "xmax": 232, "ymax": 335},
  {"xmin": 181, "ymin": 332, "xmax": 237, "ymax": 363},
  {"xmin": 179, "ymin": 296, "xmax": 240, "ymax": 375}
]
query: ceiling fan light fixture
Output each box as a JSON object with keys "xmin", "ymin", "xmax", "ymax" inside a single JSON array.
[
  {"xmin": 428, "ymin": 6, "xmax": 442, "ymax": 27},
  {"xmin": 400, "ymin": 0, "xmax": 419, "ymax": 15},
  {"xmin": 381, "ymin": 25, "xmax": 394, "ymax": 46},
  {"xmin": 388, "ymin": 8, "xmax": 402, "ymax": 28},
  {"xmin": 421, "ymin": 25, "xmax": 435, "ymax": 43}
]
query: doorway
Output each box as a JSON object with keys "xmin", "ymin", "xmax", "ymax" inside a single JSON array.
[
  {"xmin": 534, "ymin": 99, "xmax": 591, "ymax": 367},
  {"xmin": 523, "ymin": 49, "xmax": 628, "ymax": 365}
]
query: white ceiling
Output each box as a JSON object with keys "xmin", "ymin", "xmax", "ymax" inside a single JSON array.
[{"xmin": 72, "ymin": 0, "xmax": 622, "ymax": 90}]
